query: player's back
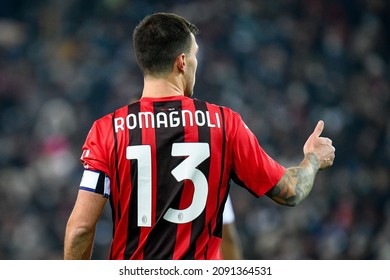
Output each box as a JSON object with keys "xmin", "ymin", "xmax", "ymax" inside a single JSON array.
[{"xmin": 86, "ymin": 95, "xmax": 236, "ymax": 259}]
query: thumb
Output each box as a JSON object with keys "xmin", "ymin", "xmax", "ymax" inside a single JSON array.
[{"xmin": 312, "ymin": 120, "xmax": 324, "ymax": 137}]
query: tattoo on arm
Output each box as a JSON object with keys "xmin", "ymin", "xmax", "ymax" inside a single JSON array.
[{"xmin": 266, "ymin": 153, "xmax": 320, "ymax": 206}]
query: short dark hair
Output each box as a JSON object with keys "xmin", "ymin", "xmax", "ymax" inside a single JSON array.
[{"xmin": 133, "ymin": 13, "xmax": 199, "ymax": 76}]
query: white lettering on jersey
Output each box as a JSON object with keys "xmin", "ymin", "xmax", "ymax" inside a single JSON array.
[{"xmin": 114, "ymin": 110, "xmax": 221, "ymax": 132}]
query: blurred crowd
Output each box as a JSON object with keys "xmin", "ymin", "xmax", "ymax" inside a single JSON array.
[{"xmin": 0, "ymin": 0, "xmax": 389, "ymax": 260}]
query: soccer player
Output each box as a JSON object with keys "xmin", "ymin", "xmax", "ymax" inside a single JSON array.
[{"xmin": 64, "ymin": 12, "xmax": 335, "ymax": 260}]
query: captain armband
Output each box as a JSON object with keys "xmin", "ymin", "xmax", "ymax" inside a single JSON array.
[{"xmin": 79, "ymin": 169, "xmax": 110, "ymax": 197}]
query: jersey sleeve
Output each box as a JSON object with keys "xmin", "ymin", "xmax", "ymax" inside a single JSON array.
[
  {"xmin": 230, "ymin": 112, "xmax": 286, "ymax": 197},
  {"xmin": 80, "ymin": 117, "xmax": 112, "ymax": 177}
]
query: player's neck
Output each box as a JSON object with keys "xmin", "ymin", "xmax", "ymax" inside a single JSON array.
[{"xmin": 141, "ymin": 75, "xmax": 184, "ymax": 98}]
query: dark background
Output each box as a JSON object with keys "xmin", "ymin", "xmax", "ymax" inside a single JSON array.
[{"xmin": 0, "ymin": 0, "xmax": 389, "ymax": 259}]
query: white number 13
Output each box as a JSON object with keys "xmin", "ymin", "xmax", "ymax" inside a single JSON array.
[{"xmin": 126, "ymin": 143, "xmax": 210, "ymax": 227}]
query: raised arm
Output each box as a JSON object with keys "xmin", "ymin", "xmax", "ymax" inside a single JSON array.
[{"xmin": 266, "ymin": 120, "xmax": 335, "ymax": 206}]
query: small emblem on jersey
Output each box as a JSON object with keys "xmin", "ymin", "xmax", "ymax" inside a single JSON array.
[
  {"xmin": 81, "ymin": 149, "xmax": 90, "ymax": 159},
  {"xmin": 81, "ymin": 150, "xmax": 91, "ymax": 169},
  {"xmin": 178, "ymin": 213, "xmax": 184, "ymax": 221}
]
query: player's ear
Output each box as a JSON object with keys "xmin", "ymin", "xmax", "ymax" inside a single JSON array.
[{"xmin": 176, "ymin": 53, "xmax": 186, "ymax": 73}]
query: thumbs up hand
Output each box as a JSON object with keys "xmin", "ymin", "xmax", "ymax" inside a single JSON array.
[{"xmin": 303, "ymin": 120, "xmax": 335, "ymax": 170}]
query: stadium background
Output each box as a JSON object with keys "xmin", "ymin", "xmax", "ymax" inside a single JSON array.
[{"xmin": 0, "ymin": 0, "xmax": 389, "ymax": 259}]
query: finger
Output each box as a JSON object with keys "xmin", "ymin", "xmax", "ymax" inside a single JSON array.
[{"xmin": 312, "ymin": 120, "xmax": 324, "ymax": 137}]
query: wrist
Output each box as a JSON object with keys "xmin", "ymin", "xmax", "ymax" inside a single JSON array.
[{"xmin": 303, "ymin": 152, "xmax": 320, "ymax": 171}]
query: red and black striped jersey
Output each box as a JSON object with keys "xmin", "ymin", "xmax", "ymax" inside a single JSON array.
[{"xmin": 80, "ymin": 95, "xmax": 286, "ymax": 260}]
